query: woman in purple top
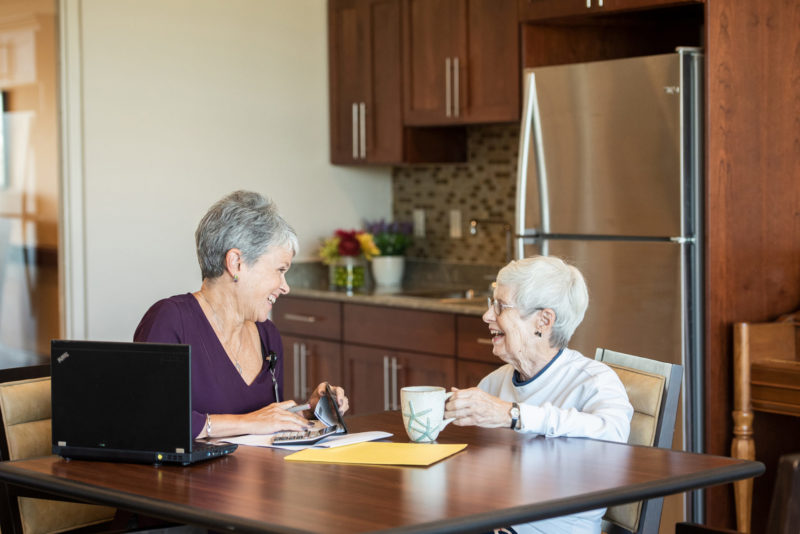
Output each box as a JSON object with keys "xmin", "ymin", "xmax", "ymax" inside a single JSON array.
[{"xmin": 134, "ymin": 190, "xmax": 349, "ymax": 438}]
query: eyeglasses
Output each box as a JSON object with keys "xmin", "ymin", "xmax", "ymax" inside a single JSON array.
[{"xmin": 487, "ymin": 297, "xmax": 515, "ymax": 316}]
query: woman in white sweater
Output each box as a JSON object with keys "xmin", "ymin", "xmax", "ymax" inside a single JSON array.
[{"xmin": 444, "ymin": 255, "xmax": 633, "ymax": 534}]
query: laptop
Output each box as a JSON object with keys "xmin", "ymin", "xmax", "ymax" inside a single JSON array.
[{"xmin": 51, "ymin": 340, "xmax": 237, "ymax": 466}]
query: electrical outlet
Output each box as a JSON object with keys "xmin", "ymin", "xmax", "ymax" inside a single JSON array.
[
  {"xmin": 413, "ymin": 209, "xmax": 425, "ymax": 238},
  {"xmin": 450, "ymin": 209, "xmax": 462, "ymax": 238}
]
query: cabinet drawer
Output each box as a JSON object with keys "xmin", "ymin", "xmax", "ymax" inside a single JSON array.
[
  {"xmin": 457, "ymin": 360, "xmax": 501, "ymax": 389},
  {"xmin": 272, "ymin": 297, "xmax": 341, "ymax": 340},
  {"xmin": 456, "ymin": 315, "xmax": 497, "ymax": 364},
  {"xmin": 343, "ymin": 303, "xmax": 455, "ymax": 356}
]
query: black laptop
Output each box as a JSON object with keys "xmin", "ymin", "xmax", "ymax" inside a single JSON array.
[{"xmin": 51, "ymin": 340, "xmax": 237, "ymax": 466}]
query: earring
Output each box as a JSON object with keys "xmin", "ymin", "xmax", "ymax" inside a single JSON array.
[
  {"xmin": 534, "ymin": 331, "xmax": 542, "ymax": 338},
  {"xmin": 233, "ymin": 274, "xmax": 239, "ymax": 283}
]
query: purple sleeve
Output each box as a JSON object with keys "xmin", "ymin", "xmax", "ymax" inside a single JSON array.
[{"xmin": 133, "ymin": 299, "xmax": 184, "ymax": 344}]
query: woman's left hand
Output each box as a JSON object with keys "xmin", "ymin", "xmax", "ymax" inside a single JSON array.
[
  {"xmin": 444, "ymin": 387, "xmax": 512, "ymax": 428},
  {"xmin": 308, "ymin": 383, "xmax": 350, "ymax": 417}
]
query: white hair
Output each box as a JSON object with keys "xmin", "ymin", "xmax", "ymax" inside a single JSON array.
[
  {"xmin": 195, "ymin": 190, "xmax": 299, "ymax": 280},
  {"xmin": 496, "ymin": 255, "xmax": 589, "ymax": 349}
]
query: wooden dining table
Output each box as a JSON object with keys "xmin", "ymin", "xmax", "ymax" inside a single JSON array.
[{"xmin": 0, "ymin": 411, "xmax": 763, "ymax": 533}]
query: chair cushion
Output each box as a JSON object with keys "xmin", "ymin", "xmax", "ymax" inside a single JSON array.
[
  {"xmin": 0, "ymin": 377, "xmax": 117, "ymax": 533},
  {"xmin": 18, "ymin": 498, "xmax": 116, "ymax": 534},
  {"xmin": 606, "ymin": 363, "xmax": 665, "ymax": 447},
  {"xmin": 0, "ymin": 378, "xmax": 51, "ymax": 427},
  {"xmin": 603, "ymin": 363, "xmax": 666, "ymax": 532},
  {"xmin": 0, "ymin": 378, "xmax": 52, "ymax": 460}
]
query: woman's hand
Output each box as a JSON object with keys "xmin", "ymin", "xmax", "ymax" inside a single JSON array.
[
  {"xmin": 242, "ymin": 400, "xmax": 313, "ymax": 434},
  {"xmin": 444, "ymin": 387, "xmax": 513, "ymax": 428},
  {"xmin": 308, "ymin": 382, "xmax": 350, "ymax": 416}
]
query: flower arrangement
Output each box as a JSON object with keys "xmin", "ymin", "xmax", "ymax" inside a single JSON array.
[
  {"xmin": 319, "ymin": 229, "xmax": 379, "ymax": 293},
  {"xmin": 318, "ymin": 229, "xmax": 380, "ymax": 265},
  {"xmin": 364, "ymin": 220, "xmax": 413, "ymax": 256}
]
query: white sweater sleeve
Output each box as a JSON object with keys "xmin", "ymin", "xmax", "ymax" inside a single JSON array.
[{"xmin": 520, "ymin": 375, "xmax": 633, "ymax": 443}]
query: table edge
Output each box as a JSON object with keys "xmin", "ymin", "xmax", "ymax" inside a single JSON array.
[{"xmin": 0, "ymin": 457, "xmax": 765, "ymax": 534}]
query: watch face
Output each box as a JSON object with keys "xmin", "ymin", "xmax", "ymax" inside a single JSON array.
[{"xmin": 511, "ymin": 406, "xmax": 520, "ymax": 418}]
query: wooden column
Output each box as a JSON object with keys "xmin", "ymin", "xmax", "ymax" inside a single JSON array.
[{"xmin": 704, "ymin": 0, "xmax": 800, "ymax": 528}]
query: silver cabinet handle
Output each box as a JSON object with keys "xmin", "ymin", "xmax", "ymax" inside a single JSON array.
[
  {"xmin": 586, "ymin": 0, "xmax": 591, "ymax": 7},
  {"xmin": 453, "ymin": 57, "xmax": 460, "ymax": 118},
  {"xmin": 283, "ymin": 313, "xmax": 317, "ymax": 323},
  {"xmin": 391, "ymin": 357, "xmax": 399, "ymax": 410},
  {"xmin": 598, "ymin": 0, "xmax": 603, "ymax": 6},
  {"xmin": 300, "ymin": 343, "xmax": 308, "ymax": 399},
  {"xmin": 445, "ymin": 57, "xmax": 452, "ymax": 117},
  {"xmin": 383, "ymin": 355, "xmax": 390, "ymax": 411},
  {"xmin": 351, "ymin": 102, "xmax": 358, "ymax": 159},
  {"xmin": 292, "ymin": 342, "xmax": 300, "ymax": 399},
  {"xmin": 359, "ymin": 102, "xmax": 366, "ymax": 158},
  {"xmin": 476, "ymin": 338, "xmax": 493, "ymax": 345}
]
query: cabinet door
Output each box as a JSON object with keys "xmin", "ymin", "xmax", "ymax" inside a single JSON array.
[
  {"xmin": 404, "ymin": 0, "xmax": 518, "ymax": 125},
  {"xmin": 282, "ymin": 335, "xmax": 342, "ymax": 403},
  {"xmin": 330, "ymin": 0, "xmax": 404, "ymax": 164},
  {"xmin": 342, "ymin": 344, "xmax": 393, "ymax": 415},
  {"xmin": 329, "ymin": 0, "xmax": 370, "ymax": 163},
  {"xmin": 403, "ymin": 0, "xmax": 466, "ymax": 124},
  {"xmin": 342, "ymin": 344, "xmax": 456, "ymax": 415},
  {"xmin": 457, "ymin": 360, "xmax": 501, "ymax": 389},
  {"xmin": 395, "ymin": 350, "xmax": 456, "ymax": 393},
  {"xmin": 459, "ymin": 0, "xmax": 519, "ymax": 123}
]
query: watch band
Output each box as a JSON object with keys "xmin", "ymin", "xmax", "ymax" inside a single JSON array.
[{"xmin": 509, "ymin": 402, "xmax": 520, "ymax": 430}]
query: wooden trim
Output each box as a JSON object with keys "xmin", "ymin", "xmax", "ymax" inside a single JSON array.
[{"xmin": 58, "ymin": 0, "xmax": 88, "ymax": 340}]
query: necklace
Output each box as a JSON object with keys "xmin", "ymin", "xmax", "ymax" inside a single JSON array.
[{"xmin": 198, "ymin": 291, "xmax": 245, "ymax": 375}]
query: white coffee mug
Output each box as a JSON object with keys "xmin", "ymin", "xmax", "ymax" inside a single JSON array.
[{"xmin": 400, "ymin": 386, "xmax": 455, "ymax": 443}]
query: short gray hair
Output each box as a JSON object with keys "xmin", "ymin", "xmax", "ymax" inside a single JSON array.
[
  {"xmin": 195, "ymin": 190, "xmax": 299, "ymax": 280},
  {"xmin": 496, "ymin": 255, "xmax": 589, "ymax": 349}
]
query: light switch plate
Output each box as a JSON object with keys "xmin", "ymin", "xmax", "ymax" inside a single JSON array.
[
  {"xmin": 413, "ymin": 209, "xmax": 425, "ymax": 238},
  {"xmin": 449, "ymin": 209, "xmax": 462, "ymax": 238}
]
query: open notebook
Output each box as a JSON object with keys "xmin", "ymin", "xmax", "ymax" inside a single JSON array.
[{"xmin": 271, "ymin": 383, "xmax": 348, "ymax": 445}]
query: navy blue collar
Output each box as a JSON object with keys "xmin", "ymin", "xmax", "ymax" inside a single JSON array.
[{"xmin": 513, "ymin": 347, "xmax": 565, "ymax": 386}]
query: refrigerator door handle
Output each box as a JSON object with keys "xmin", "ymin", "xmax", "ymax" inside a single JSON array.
[
  {"xmin": 515, "ymin": 71, "xmax": 551, "ymax": 260},
  {"xmin": 528, "ymin": 73, "xmax": 551, "ymax": 235}
]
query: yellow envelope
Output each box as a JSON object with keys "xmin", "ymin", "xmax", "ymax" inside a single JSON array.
[{"xmin": 284, "ymin": 442, "xmax": 467, "ymax": 466}]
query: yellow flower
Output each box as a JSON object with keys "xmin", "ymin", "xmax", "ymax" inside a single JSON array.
[{"xmin": 356, "ymin": 233, "xmax": 380, "ymax": 260}]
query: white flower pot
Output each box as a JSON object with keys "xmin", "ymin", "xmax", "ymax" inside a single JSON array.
[{"xmin": 371, "ymin": 256, "xmax": 405, "ymax": 288}]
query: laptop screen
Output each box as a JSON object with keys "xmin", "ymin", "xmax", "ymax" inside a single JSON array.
[{"xmin": 51, "ymin": 340, "xmax": 192, "ymax": 454}]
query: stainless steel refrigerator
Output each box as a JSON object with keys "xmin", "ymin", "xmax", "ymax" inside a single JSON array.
[{"xmin": 515, "ymin": 49, "xmax": 704, "ymax": 520}]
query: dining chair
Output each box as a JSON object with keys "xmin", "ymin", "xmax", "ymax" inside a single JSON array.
[
  {"xmin": 675, "ymin": 452, "xmax": 800, "ymax": 534},
  {"xmin": 0, "ymin": 373, "xmax": 117, "ymax": 534},
  {"xmin": 595, "ymin": 348, "xmax": 684, "ymax": 534}
]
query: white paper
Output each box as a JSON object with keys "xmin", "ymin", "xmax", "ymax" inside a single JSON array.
[{"xmin": 223, "ymin": 431, "xmax": 392, "ymax": 451}]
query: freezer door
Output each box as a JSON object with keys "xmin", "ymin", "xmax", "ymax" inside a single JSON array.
[
  {"xmin": 517, "ymin": 54, "xmax": 683, "ymax": 237},
  {"xmin": 520, "ymin": 238, "xmax": 684, "ymax": 368}
]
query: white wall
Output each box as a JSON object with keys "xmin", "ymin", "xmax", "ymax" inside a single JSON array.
[{"xmin": 60, "ymin": 0, "xmax": 392, "ymax": 341}]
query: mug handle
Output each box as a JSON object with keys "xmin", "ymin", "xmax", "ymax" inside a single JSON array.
[{"xmin": 441, "ymin": 391, "xmax": 455, "ymax": 429}]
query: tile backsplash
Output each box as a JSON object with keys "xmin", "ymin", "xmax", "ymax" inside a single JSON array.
[{"xmin": 393, "ymin": 123, "xmax": 519, "ymax": 265}]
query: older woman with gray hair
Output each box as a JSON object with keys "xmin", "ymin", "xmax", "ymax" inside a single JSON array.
[
  {"xmin": 135, "ymin": 190, "xmax": 348, "ymax": 439},
  {"xmin": 444, "ymin": 255, "xmax": 632, "ymax": 534}
]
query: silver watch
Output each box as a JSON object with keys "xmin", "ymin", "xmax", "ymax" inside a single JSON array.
[{"xmin": 509, "ymin": 402, "xmax": 520, "ymax": 430}]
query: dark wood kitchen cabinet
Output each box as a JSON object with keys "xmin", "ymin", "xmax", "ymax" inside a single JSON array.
[
  {"xmin": 402, "ymin": 0, "xmax": 519, "ymax": 125},
  {"xmin": 281, "ymin": 335, "xmax": 342, "ymax": 402},
  {"xmin": 518, "ymin": 0, "xmax": 702, "ymax": 21},
  {"xmin": 342, "ymin": 344, "xmax": 455, "ymax": 415},
  {"xmin": 272, "ymin": 297, "xmax": 343, "ymax": 402},
  {"xmin": 329, "ymin": 0, "xmax": 466, "ymax": 164}
]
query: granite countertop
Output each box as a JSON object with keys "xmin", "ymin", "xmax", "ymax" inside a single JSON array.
[
  {"xmin": 287, "ymin": 287, "xmax": 487, "ymax": 316},
  {"xmin": 284, "ymin": 259, "xmax": 500, "ymax": 317}
]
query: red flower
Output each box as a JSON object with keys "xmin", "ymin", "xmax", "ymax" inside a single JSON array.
[{"xmin": 336, "ymin": 230, "xmax": 361, "ymax": 256}]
